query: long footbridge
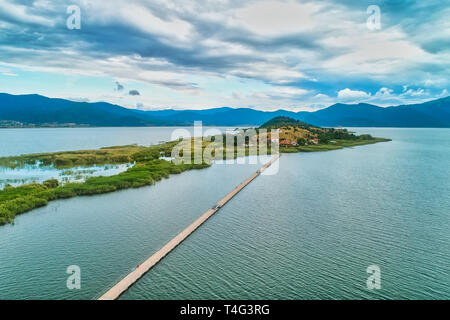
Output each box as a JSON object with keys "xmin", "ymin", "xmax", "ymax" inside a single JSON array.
[{"xmin": 99, "ymin": 154, "xmax": 280, "ymax": 300}]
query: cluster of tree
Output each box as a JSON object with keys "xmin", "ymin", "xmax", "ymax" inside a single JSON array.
[
  {"xmin": 310, "ymin": 128, "xmax": 374, "ymax": 144},
  {"xmin": 260, "ymin": 117, "xmax": 376, "ymax": 145},
  {"xmin": 297, "ymin": 138, "xmax": 307, "ymax": 146},
  {"xmin": 260, "ymin": 116, "xmax": 314, "ymax": 130}
]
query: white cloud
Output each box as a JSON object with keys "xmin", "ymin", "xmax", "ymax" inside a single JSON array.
[
  {"xmin": 439, "ymin": 89, "xmax": 449, "ymax": 97},
  {"xmin": 423, "ymin": 79, "xmax": 447, "ymax": 87},
  {"xmin": 86, "ymin": 1, "xmax": 194, "ymax": 44},
  {"xmin": 0, "ymin": 66, "xmax": 17, "ymax": 77},
  {"xmin": 230, "ymin": 62, "xmax": 307, "ymax": 84},
  {"xmin": 337, "ymin": 88, "xmax": 371, "ymax": 100},
  {"xmin": 1, "ymin": 72, "xmax": 18, "ymax": 76},
  {"xmin": 234, "ymin": 1, "xmax": 321, "ymax": 36},
  {"xmin": 271, "ymin": 86, "xmax": 309, "ymax": 96},
  {"xmin": 323, "ymin": 26, "xmax": 428, "ymax": 78},
  {"xmin": 314, "ymin": 93, "xmax": 330, "ymax": 99},
  {"xmin": 375, "ymin": 87, "xmax": 393, "ymax": 97},
  {"xmin": 402, "ymin": 88, "xmax": 425, "ymax": 97},
  {"xmin": 0, "ymin": 0, "xmax": 54, "ymax": 26}
]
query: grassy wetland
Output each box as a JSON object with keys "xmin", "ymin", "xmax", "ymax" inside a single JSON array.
[{"xmin": 0, "ymin": 140, "xmax": 211, "ymax": 225}]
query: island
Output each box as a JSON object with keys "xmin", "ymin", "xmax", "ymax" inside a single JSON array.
[
  {"xmin": 258, "ymin": 116, "xmax": 390, "ymax": 152},
  {"xmin": 0, "ymin": 117, "xmax": 390, "ymax": 225}
]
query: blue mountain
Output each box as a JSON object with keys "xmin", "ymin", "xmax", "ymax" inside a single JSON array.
[
  {"xmin": 0, "ymin": 93, "xmax": 176, "ymax": 126},
  {"xmin": 143, "ymin": 97, "xmax": 450, "ymax": 127},
  {"xmin": 0, "ymin": 93, "xmax": 449, "ymax": 127}
]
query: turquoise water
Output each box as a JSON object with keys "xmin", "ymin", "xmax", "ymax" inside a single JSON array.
[{"xmin": 0, "ymin": 128, "xmax": 449, "ymax": 299}]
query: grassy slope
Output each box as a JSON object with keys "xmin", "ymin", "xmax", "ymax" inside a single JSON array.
[{"xmin": 260, "ymin": 117, "xmax": 391, "ymax": 153}]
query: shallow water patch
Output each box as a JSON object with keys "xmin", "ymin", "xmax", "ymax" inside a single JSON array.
[{"xmin": 0, "ymin": 163, "xmax": 133, "ymax": 189}]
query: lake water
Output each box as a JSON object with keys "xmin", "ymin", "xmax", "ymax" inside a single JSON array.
[
  {"xmin": 0, "ymin": 128, "xmax": 449, "ymax": 299},
  {"xmin": 0, "ymin": 127, "xmax": 238, "ymax": 157}
]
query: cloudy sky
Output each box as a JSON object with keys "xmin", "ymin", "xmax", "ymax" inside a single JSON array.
[{"xmin": 0, "ymin": 0, "xmax": 448, "ymax": 111}]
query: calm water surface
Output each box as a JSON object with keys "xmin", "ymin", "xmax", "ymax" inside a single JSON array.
[{"xmin": 0, "ymin": 128, "xmax": 449, "ymax": 299}]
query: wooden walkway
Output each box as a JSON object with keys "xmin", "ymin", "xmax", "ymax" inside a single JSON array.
[{"xmin": 98, "ymin": 154, "xmax": 280, "ymax": 300}]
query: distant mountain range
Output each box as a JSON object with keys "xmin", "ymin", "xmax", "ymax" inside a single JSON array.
[{"xmin": 1, "ymin": 93, "xmax": 449, "ymax": 128}]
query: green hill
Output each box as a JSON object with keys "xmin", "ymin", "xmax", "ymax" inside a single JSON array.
[
  {"xmin": 260, "ymin": 116, "xmax": 315, "ymax": 129},
  {"xmin": 258, "ymin": 116, "xmax": 390, "ymax": 151}
]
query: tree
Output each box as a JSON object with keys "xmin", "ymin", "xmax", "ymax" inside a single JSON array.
[
  {"xmin": 297, "ymin": 138, "xmax": 307, "ymax": 146},
  {"xmin": 44, "ymin": 179, "xmax": 59, "ymax": 189}
]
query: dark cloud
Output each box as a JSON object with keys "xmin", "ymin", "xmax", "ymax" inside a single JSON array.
[
  {"xmin": 421, "ymin": 38, "xmax": 450, "ymax": 54},
  {"xmin": 115, "ymin": 81, "xmax": 124, "ymax": 91},
  {"xmin": 0, "ymin": 1, "xmax": 336, "ymax": 81},
  {"xmin": 129, "ymin": 90, "xmax": 140, "ymax": 96}
]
